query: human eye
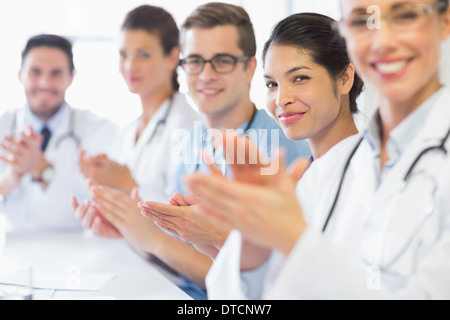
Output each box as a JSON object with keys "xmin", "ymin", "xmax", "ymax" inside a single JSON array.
[
  {"xmin": 265, "ymin": 80, "xmax": 278, "ymax": 89},
  {"xmin": 348, "ymin": 14, "xmax": 370, "ymax": 28},
  {"xmin": 392, "ymin": 7, "xmax": 421, "ymax": 24},
  {"xmin": 186, "ymin": 56, "xmax": 203, "ymax": 66},
  {"xmin": 138, "ymin": 51, "xmax": 150, "ymax": 59},
  {"xmin": 51, "ymin": 70, "xmax": 64, "ymax": 77},
  {"xmin": 214, "ymin": 55, "xmax": 234, "ymax": 67},
  {"xmin": 293, "ymin": 75, "xmax": 311, "ymax": 83},
  {"xmin": 30, "ymin": 68, "xmax": 41, "ymax": 76},
  {"xmin": 119, "ymin": 51, "xmax": 126, "ymax": 60}
]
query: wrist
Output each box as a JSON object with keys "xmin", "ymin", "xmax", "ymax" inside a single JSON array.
[
  {"xmin": 31, "ymin": 161, "xmax": 54, "ymax": 184},
  {"xmin": 30, "ymin": 157, "xmax": 51, "ymax": 180},
  {"xmin": 279, "ymin": 220, "xmax": 307, "ymax": 257},
  {"xmin": 123, "ymin": 179, "xmax": 138, "ymax": 195}
]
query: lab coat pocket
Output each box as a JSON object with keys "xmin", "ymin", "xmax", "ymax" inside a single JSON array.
[{"xmin": 371, "ymin": 172, "xmax": 438, "ymax": 274}]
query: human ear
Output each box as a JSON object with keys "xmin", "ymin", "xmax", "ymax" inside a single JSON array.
[
  {"xmin": 246, "ymin": 56, "xmax": 257, "ymax": 84},
  {"xmin": 441, "ymin": 5, "xmax": 450, "ymax": 41},
  {"xmin": 169, "ymin": 46, "xmax": 181, "ymax": 71},
  {"xmin": 338, "ymin": 63, "xmax": 355, "ymax": 96}
]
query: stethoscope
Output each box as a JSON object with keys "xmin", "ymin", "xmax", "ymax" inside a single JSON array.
[
  {"xmin": 194, "ymin": 106, "xmax": 257, "ymax": 174},
  {"xmin": 322, "ymin": 125, "xmax": 450, "ymax": 234},
  {"xmin": 145, "ymin": 96, "xmax": 175, "ymax": 145},
  {"xmin": 10, "ymin": 106, "xmax": 81, "ymax": 149}
]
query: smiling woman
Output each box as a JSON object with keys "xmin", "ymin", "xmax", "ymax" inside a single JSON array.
[
  {"xmin": 189, "ymin": 0, "xmax": 450, "ymax": 300},
  {"xmin": 262, "ymin": 12, "xmax": 363, "ymax": 159}
]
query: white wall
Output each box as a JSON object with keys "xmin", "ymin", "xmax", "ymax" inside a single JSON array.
[
  {"xmin": 0, "ymin": 0, "xmax": 290, "ymax": 126},
  {"xmin": 1, "ymin": 0, "xmax": 449, "ymax": 128}
]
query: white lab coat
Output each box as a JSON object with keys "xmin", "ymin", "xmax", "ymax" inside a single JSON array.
[
  {"xmin": 111, "ymin": 92, "xmax": 200, "ymax": 203},
  {"xmin": 0, "ymin": 104, "xmax": 117, "ymax": 232},
  {"xmin": 207, "ymin": 87, "xmax": 450, "ymax": 299}
]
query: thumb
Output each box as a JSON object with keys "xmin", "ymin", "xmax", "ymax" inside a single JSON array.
[
  {"xmin": 131, "ymin": 187, "xmax": 141, "ymax": 202},
  {"xmin": 287, "ymin": 158, "xmax": 311, "ymax": 183}
]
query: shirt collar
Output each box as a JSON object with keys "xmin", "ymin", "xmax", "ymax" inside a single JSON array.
[
  {"xmin": 24, "ymin": 102, "xmax": 68, "ymax": 134},
  {"xmin": 363, "ymin": 87, "xmax": 444, "ymax": 159}
]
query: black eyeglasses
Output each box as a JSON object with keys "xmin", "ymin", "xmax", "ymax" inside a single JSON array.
[{"xmin": 179, "ymin": 54, "xmax": 250, "ymax": 75}]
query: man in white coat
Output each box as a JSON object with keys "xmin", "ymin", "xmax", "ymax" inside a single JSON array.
[{"xmin": 0, "ymin": 34, "xmax": 117, "ymax": 232}]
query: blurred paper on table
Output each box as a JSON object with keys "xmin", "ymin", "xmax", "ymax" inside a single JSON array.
[{"xmin": 1, "ymin": 272, "xmax": 116, "ymax": 291}]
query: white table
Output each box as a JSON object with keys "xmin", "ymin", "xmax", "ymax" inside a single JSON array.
[{"xmin": 1, "ymin": 231, "xmax": 192, "ymax": 300}]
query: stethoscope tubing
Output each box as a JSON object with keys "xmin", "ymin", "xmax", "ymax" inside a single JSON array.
[
  {"xmin": 10, "ymin": 106, "xmax": 81, "ymax": 149},
  {"xmin": 194, "ymin": 106, "xmax": 258, "ymax": 173},
  {"xmin": 323, "ymin": 125, "xmax": 450, "ymax": 233},
  {"xmin": 146, "ymin": 96, "xmax": 175, "ymax": 145}
]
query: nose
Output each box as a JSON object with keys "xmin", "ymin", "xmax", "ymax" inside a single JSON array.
[
  {"xmin": 123, "ymin": 57, "xmax": 138, "ymax": 74},
  {"xmin": 276, "ymin": 85, "xmax": 295, "ymax": 108},
  {"xmin": 198, "ymin": 60, "xmax": 218, "ymax": 82},
  {"xmin": 37, "ymin": 74, "xmax": 52, "ymax": 89},
  {"xmin": 370, "ymin": 20, "xmax": 396, "ymax": 54}
]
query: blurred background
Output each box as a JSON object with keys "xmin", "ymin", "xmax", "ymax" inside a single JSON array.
[{"xmin": 0, "ymin": 0, "xmax": 449, "ymax": 128}]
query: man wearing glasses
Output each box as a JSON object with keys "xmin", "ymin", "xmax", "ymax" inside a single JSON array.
[{"xmin": 138, "ymin": 3, "xmax": 310, "ymax": 300}]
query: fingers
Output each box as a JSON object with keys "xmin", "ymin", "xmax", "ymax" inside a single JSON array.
[
  {"xmin": 70, "ymin": 196, "xmax": 79, "ymax": 211},
  {"xmin": 202, "ymin": 151, "xmax": 223, "ymax": 176},
  {"xmin": 170, "ymin": 193, "xmax": 184, "ymax": 206},
  {"xmin": 140, "ymin": 201, "xmax": 181, "ymax": 219},
  {"xmin": 153, "ymin": 220, "xmax": 180, "ymax": 238},
  {"xmin": 131, "ymin": 187, "xmax": 141, "ymax": 203},
  {"xmin": 82, "ymin": 205, "xmax": 99, "ymax": 229},
  {"xmin": 0, "ymin": 139, "xmax": 17, "ymax": 154},
  {"xmin": 169, "ymin": 193, "xmax": 200, "ymax": 207},
  {"xmin": 224, "ymin": 134, "xmax": 263, "ymax": 169},
  {"xmin": 73, "ymin": 199, "xmax": 90, "ymax": 221},
  {"xmin": 287, "ymin": 157, "xmax": 311, "ymax": 183},
  {"xmin": 0, "ymin": 155, "xmax": 13, "ymax": 164},
  {"xmin": 185, "ymin": 173, "xmax": 243, "ymax": 223},
  {"xmin": 78, "ymin": 149, "xmax": 87, "ymax": 162},
  {"xmin": 183, "ymin": 194, "xmax": 200, "ymax": 206},
  {"xmin": 72, "ymin": 198, "xmax": 99, "ymax": 231},
  {"xmin": 87, "ymin": 178, "xmax": 98, "ymax": 189}
]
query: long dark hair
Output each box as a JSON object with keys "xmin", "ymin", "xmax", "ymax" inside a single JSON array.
[
  {"xmin": 262, "ymin": 13, "xmax": 364, "ymax": 113},
  {"xmin": 122, "ymin": 5, "xmax": 180, "ymax": 91}
]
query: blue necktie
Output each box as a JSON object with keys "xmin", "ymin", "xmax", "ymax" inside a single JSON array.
[{"xmin": 40, "ymin": 126, "xmax": 52, "ymax": 152}]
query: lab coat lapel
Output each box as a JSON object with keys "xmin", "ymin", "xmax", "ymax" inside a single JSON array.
[
  {"xmin": 44, "ymin": 105, "xmax": 72, "ymax": 161},
  {"xmin": 128, "ymin": 99, "xmax": 170, "ymax": 176},
  {"xmin": 361, "ymin": 88, "xmax": 450, "ymax": 269}
]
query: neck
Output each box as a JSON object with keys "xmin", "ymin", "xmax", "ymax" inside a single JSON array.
[
  {"xmin": 134, "ymin": 84, "xmax": 173, "ymax": 143},
  {"xmin": 139, "ymin": 84, "xmax": 173, "ymax": 125},
  {"xmin": 203, "ymin": 97, "xmax": 255, "ymax": 131},
  {"xmin": 30, "ymin": 103, "xmax": 64, "ymax": 122},
  {"xmin": 378, "ymin": 77, "xmax": 442, "ymax": 166},
  {"xmin": 308, "ymin": 106, "xmax": 358, "ymax": 160},
  {"xmin": 379, "ymin": 77, "xmax": 442, "ymax": 139}
]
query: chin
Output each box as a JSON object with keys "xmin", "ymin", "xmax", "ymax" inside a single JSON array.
[{"xmin": 282, "ymin": 127, "xmax": 306, "ymax": 142}]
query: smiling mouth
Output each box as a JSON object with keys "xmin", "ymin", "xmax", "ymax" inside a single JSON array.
[
  {"xmin": 372, "ymin": 58, "xmax": 413, "ymax": 75},
  {"xmin": 33, "ymin": 90, "xmax": 58, "ymax": 98},
  {"xmin": 278, "ymin": 112, "xmax": 306, "ymax": 125},
  {"xmin": 199, "ymin": 89, "xmax": 223, "ymax": 96}
]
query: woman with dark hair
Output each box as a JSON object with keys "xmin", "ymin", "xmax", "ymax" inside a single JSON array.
[
  {"xmin": 188, "ymin": 0, "xmax": 450, "ymax": 300},
  {"xmin": 261, "ymin": 12, "xmax": 363, "ymax": 159},
  {"xmin": 74, "ymin": 5, "xmax": 199, "ymax": 202},
  {"xmin": 145, "ymin": 12, "xmax": 364, "ymax": 261}
]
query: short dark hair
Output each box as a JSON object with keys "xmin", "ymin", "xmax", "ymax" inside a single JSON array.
[
  {"xmin": 122, "ymin": 5, "xmax": 180, "ymax": 91},
  {"xmin": 262, "ymin": 13, "xmax": 364, "ymax": 113},
  {"xmin": 181, "ymin": 2, "xmax": 256, "ymax": 58},
  {"xmin": 21, "ymin": 34, "xmax": 75, "ymax": 74},
  {"xmin": 438, "ymin": 0, "xmax": 449, "ymax": 12}
]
